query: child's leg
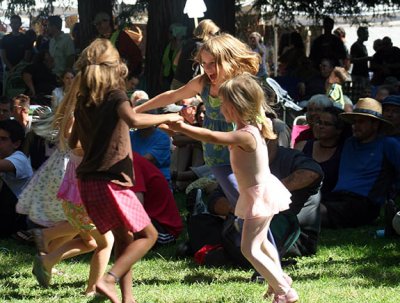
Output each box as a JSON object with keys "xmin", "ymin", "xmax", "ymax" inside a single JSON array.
[
  {"xmin": 241, "ymin": 216, "xmax": 290, "ymax": 296},
  {"xmin": 85, "ymin": 229, "xmax": 114, "ymax": 295},
  {"xmin": 96, "ymin": 224, "xmax": 158, "ymax": 303},
  {"xmin": 39, "ymin": 230, "xmax": 98, "ymax": 276},
  {"xmin": 40, "ymin": 221, "xmax": 79, "ymax": 252}
]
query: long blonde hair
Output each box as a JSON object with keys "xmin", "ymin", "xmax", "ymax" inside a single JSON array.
[
  {"xmin": 52, "ymin": 72, "xmax": 82, "ymax": 151},
  {"xmin": 219, "ymin": 73, "xmax": 276, "ymax": 140},
  {"xmin": 75, "ymin": 38, "xmax": 128, "ymax": 106},
  {"xmin": 195, "ymin": 33, "xmax": 260, "ymax": 83},
  {"xmin": 193, "ymin": 19, "xmax": 220, "ymax": 42}
]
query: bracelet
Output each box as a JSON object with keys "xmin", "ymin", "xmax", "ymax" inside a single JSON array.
[{"xmin": 107, "ymin": 271, "xmax": 120, "ymax": 284}]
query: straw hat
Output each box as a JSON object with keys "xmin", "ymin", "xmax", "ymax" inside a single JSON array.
[{"xmin": 339, "ymin": 98, "xmax": 392, "ymax": 127}]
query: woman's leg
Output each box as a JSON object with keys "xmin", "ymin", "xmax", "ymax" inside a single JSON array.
[
  {"xmin": 210, "ymin": 165, "xmax": 239, "ymax": 207},
  {"xmin": 241, "ymin": 216, "xmax": 290, "ymax": 296},
  {"xmin": 96, "ymin": 224, "xmax": 158, "ymax": 303}
]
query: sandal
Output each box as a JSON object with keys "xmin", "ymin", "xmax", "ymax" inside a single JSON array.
[{"xmin": 13, "ymin": 230, "xmax": 34, "ymax": 243}]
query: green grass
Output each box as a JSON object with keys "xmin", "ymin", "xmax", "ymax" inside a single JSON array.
[{"xmin": 1, "ymin": 193, "xmax": 400, "ymax": 302}]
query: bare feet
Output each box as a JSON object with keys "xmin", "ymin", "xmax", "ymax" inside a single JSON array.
[{"xmin": 96, "ymin": 274, "xmax": 120, "ymax": 303}]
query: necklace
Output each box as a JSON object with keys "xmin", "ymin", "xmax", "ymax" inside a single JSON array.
[{"xmin": 318, "ymin": 141, "xmax": 338, "ymax": 148}]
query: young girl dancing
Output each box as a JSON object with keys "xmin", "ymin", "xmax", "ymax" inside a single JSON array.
[
  {"xmin": 31, "ymin": 74, "xmax": 114, "ymax": 297},
  {"xmin": 135, "ymin": 33, "xmax": 259, "ymax": 211},
  {"xmin": 69, "ymin": 38, "xmax": 183, "ymax": 303},
  {"xmin": 163, "ymin": 73, "xmax": 299, "ymax": 303}
]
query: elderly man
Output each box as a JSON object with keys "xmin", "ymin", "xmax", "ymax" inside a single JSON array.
[{"xmin": 321, "ymin": 98, "xmax": 400, "ymax": 228}]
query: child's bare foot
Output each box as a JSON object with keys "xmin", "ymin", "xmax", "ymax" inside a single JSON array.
[{"xmin": 96, "ymin": 273, "xmax": 120, "ymax": 303}]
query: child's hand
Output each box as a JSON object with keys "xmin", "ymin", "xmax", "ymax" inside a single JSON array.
[
  {"xmin": 166, "ymin": 113, "xmax": 184, "ymax": 123},
  {"xmin": 167, "ymin": 120, "xmax": 186, "ymax": 132}
]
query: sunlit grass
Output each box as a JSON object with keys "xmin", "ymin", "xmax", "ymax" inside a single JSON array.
[{"xmin": 1, "ymin": 194, "xmax": 399, "ymax": 302}]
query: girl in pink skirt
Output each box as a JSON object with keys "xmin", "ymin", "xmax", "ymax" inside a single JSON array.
[
  {"xmin": 163, "ymin": 73, "xmax": 299, "ymax": 303},
  {"xmin": 69, "ymin": 39, "xmax": 182, "ymax": 303}
]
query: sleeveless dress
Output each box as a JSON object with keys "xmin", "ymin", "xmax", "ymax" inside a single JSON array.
[
  {"xmin": 231, "ymin": 125, "xmax": 291, "ymax": 219},
  {"xmin": 16, "ymin": 148, "xmax": 68, "ymax": 227},
  {"xmin": 200, "ymin": 84, "xmax": 234, "ymax": 167}
]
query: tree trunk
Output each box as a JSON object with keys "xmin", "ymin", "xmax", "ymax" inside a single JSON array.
[
  {"xmin": 204, "ymin": 0, "xmax": 235, "ymax": 34},
  {"xmin": 145, "ymin": 0, "xmax": 189, "ymax": 97},
  {"xmin": 77, "ymin": 0, "xmax": 114, "ymax": 49}
]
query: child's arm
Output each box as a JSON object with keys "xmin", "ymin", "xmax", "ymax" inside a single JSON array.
[
  {"xmin": 118, "ymin": 101, "xmax": 183, "ymax": 129},
  {"xmin": 134, "ymin": 76, "xmax": 202, "ymax": 113},
  {"xmin": 0, "ymin": 159, "xmax": 16, "ymax": 173},
  {"xmin": 164, "ymin": 121, "xmax": 256, "ymax": 151}
]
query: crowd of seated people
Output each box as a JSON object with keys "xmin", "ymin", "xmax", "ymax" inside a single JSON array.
[{"xmin": 1, "ymin": 13, "xmax": 400, "ymax": 300}]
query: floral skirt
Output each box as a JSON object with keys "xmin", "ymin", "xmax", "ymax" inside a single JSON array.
[{"xmin": 16, "ymin": 149, "xmax": 68, "ymax": 227}]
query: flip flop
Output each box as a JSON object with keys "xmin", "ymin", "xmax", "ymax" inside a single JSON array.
[
  {"xmin": 31, "ymin": 228, "xmax": 48, "ymax": 254},
  {"xmin": 32, "ymin": 255, "xmax": 51, "ymax": 287}
]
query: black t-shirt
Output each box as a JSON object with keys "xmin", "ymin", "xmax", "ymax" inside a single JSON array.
[
  {"xmin": 270, "ymin": 146, "xmax": 323, "ymax": 214},
  {"xmin": 309, "ymin": 34, "xmax": 347, "ymax": 67},
  {"xmin": 350, "ymin": 40, "xmax": 369, "ymax": 78},
  {"xmin": 0, "ymin": 33, "xmax": 30, "ymax": 68},
  {"xmin": 22, "ymin": 62, "xmax": 58, "ymax": 96}
]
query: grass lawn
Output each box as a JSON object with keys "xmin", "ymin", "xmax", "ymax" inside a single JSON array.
[{"xmin": 1, "ymin": 193, "xmax": 400, "ymax": 303}]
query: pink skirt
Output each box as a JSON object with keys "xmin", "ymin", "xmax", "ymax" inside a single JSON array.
[
  {"xmin": 57, "ymin": 153, "xmax": 82, "ymax": 205},
  {"xmin": 235, "ymin": 176, "xmax": 291, "ymax": 220},
  {"xmin": 78, "ymin": 179, "xmax": 151, "ymax": 234}
]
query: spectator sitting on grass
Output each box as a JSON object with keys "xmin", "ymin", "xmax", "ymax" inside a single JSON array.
[
  {"xmin": 0, "ymin": 119, "xmax": 33, "ymax": 237},
  {"xmin": 321, "ymin": 98, "xmax": 400, "ymax": 228}
]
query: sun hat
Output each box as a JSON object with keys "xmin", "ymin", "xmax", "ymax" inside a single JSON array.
[
  {"xmin": 339, "ymin": 97, "xmax": 392, "ymax": 126},
  {"xmin": 163, "ymin": 104, "xmax": 184, "ymax": 113},
  {"xmin": 382, "ymin": 95, "xmax": 400, "ymax": 107}
]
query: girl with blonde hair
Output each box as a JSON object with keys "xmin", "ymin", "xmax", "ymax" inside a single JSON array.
[
  {"xmin": 31, "ymin": 72, "xmax": 114, "ymax": 298},
  {"xmin": 162, "ymin": 73, "xmax": 299, "ymax": 303},
  {"xmin": 136, "ymin": 33, "xmax": 259, "ymax": 209},
  {"xmin": 69, "ymin": 38, "xmax": 182, "ymax": 303}
]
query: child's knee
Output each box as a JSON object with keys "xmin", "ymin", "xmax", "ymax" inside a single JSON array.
[{"xmin": 84, "ymin": 237, "xmax": 98, "ymax": 251}]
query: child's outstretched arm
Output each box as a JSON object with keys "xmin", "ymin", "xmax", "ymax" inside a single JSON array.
[
  {"xmin": 163, "ymin": 121, "xmax": 256, "ymax": 151},
  {"xmin": 118, "ymin": 101, "xmax": 183, "ymax": 129},
  {"xmin": 134, "ymin": 76, "xmax": 202, "ymax": 113}
]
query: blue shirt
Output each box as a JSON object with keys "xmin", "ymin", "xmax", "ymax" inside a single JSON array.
[
  {"xmin": 130, "ymin": 128, "xmax": 171, "ymax": 181},
  {"xmin": 333, "ymin": 136, "xmax": 400, "ymax": 205}
]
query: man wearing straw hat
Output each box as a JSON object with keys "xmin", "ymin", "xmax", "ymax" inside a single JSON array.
[{"xmin": 320, "ymin": 98, "xmax": 400, "ymax": 228}]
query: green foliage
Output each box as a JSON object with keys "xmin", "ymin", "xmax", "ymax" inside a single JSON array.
[{"xmin": 253, "ymin": 0, "xmax": 400, "ymax": 24}]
